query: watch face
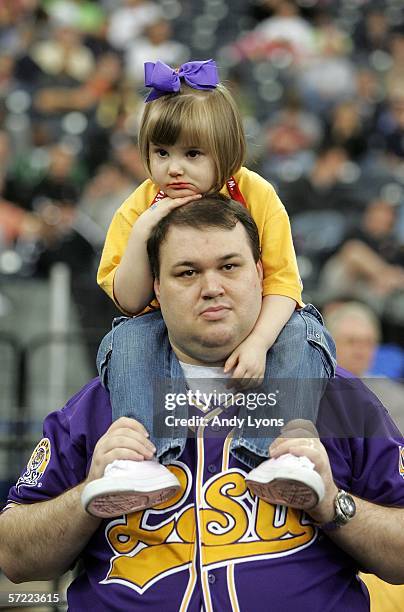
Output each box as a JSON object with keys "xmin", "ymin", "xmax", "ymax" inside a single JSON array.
[{"xmin": 339, "ymin": 493, "xmax": 356, "ymax": 518}]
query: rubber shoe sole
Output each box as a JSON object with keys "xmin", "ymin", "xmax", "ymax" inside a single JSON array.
[
  {"xmin": 82, "ymin": 474, "xmax": 181, "ymax": 518},
  {"xmin": 245, "ymin": 460, "xmax": 325, "ymax": 510}
]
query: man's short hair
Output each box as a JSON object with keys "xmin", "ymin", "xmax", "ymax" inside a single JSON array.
[
  {"xmin": 324, "ymin": 301, "xmax": 381, "ymax": 343},
  {"xmin": 147, "ymin": 193, "xmax": 261, "ymax": 279}
]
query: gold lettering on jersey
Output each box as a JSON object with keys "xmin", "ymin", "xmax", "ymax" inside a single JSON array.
[{"xmin": 104, "ymin": 466, "xmax": 316, "ymax": 592}]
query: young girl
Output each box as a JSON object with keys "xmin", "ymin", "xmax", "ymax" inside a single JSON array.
[{"xmin": 81, "ymin": 60, "xmax": 336, "ymax": 518}]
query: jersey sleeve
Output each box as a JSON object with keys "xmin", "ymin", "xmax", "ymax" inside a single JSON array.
[
  {"xmin": 235, "ymin": 168, "xmax": 303, "ymax": 306},
  {"xmin": 97, "ymin": 180, "xmax": 157, "ymax": 308},
  {"xmin": 321, "ymin": 376, "xmax": 404, "ymax": 507},
  {"xmin": 6, "ymin": 412, "xmax": 84, "ymax": 508},
  {"xmin": 5, "ymin": 379, "xmax": 111, "ymax": 509}
]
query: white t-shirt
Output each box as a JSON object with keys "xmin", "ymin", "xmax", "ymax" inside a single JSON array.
[{"xmin": 179, "ymin": 361, "xmax": 236, "ymax": 412}]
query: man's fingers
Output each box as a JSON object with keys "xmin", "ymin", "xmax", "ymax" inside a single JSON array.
[
  {"xmin": 102, "ymin": 432, "xmax": 155, "ymax": 453},
  {"xmin": 281, "ymin": 419, "xmax": 319, "ymax": 437},
  {"xmin": 270, "ymin": 437, "xmax": 321, "ymax": 460},
  {"xmin": 100, "ymin": 430, "xmax": 156, "ymax": 456},
  {"xmin": 94, "ymin": 424, "xmax": 156, "ymax": 462},
  {"xmin": 88, "ymin": 425, "xmax": 157, "ymax": 480},
  {"xmin": 109, "ymin": 416, "xmax": 149, "ymax": 437},
  {"xmin": 102, "ymin": 449, "xmax": 148, "ymax": 463}
]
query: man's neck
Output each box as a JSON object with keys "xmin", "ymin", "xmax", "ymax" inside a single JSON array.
[{"xmin": 169, "ymin": 336, "xmax": 227, "ymax": 368}]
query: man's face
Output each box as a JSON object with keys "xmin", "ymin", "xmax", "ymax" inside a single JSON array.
[
  {"xmin": 333, "ymin": 316, "xmax": 378, "ymax": 377},
  {"xmin": 154, "ymin": 223, "xmax": 263, "ymax": 365}
]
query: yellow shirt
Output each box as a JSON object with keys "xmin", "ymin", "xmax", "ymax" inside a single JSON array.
[{"xmin": 97, "ymin": 166, "xmax": 303, "ymax": 310}]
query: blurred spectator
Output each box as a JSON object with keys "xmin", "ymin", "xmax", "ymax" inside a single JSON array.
[
  {"xmin": 33, "ymin": 51, "xmax": 122, "ymax": 115},
  {"xmin": 79, "ymin": 161, "xmax": 137, "ymax": 236},
  {"xmin": 16, "ymin": 19, "xmax": 95, "ymax": 87},
  {"xmin": 323, "ymin": 300, "xmax": 404, "ymax": 429},
  {"xmin": 0, "ymin": 184, "xmax": 32, "ymax": 247},
  {"xmin": 0, "ymin": 130, "xmax": 12, "ymax": 180},
  {"xmin": 0, "ymin": 0, "xmax": 41, "ymax": 53},
  {"xmin": 29, "ymin": 143, "xmax": 81, "ymax": 209},
  {"xmin": 353, "ymin": 8, "xmax": 391, "ymax": 58},
  {"xmin": 373, "ymin": 83, "xmax": 404, "ymax": 166},
  {"xmin": 354, "ymin": 66, "xmax": 382, "ymax": 142},
  {"xmin": 0, "ymin": 53, "xmax": 17, "ymax": 99},
  {"xmin": 385, "ymin": 26, "xmax": 404, "ymax": 94},
  {"xmin": 27, "ymin": 198, "xmax": 96, "ymax": 279},
  {"xmin": 110, "ymin": 134, "xmax": 147, "ymax": 184},
  {"xmin": 235, "ymin": 0, "xmax": 316, "ymax": 66},
  {"xmin": 324, "ymin": 301, "xmax": 381, "ymax": 378},
  {"xmin": 260, "ymin": 90, "xmax": 322, "ymax": 177},
  {"xmin": 323, "ymin": 100, "xmax": 369, "ymax": 162},
  {"xmin": 43, "ymin": 0, "xmax": 106, "ymax": 36},
  {"xmin": 297, "ymin": 14, "xmax": 356, "ymax": 114},
  {"xmin": 279, "ymin": 143, "xmax": 363, "ymax": 217},
  {"xmin": 124, "ymin": 17, "xmax": 188, "ymax": 85},
  {"xmin": 107, "ymin": 0, "xmax": 163, "ymax": 51},
  {"xmin": 317, "ymin": 198, "xmax": 404, "ymax": 317}
]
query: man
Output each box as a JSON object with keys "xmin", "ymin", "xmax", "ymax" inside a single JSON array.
[
  {"xmin": 1, "ymin": 196, "xmax": 404, "ymax": 611},
  {"xmin": 324, "ymin": 300, "xmax": 404, "ymax": 612},
  {"xmin": 324, "ymin": 301, "xmax": 404, "ymax": 433}
]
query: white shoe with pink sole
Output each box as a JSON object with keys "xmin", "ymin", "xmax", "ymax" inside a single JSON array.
[
  {"xmin": 81, "ymin": 459, "xmax": 181, "ymax": 518},
  {"xmin": 245, "ymin": 454, "xmax": 325, "ymax": 510}
]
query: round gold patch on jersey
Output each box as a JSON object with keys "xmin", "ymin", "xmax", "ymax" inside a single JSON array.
[{"xmin": 16, "ymin": 438, "xmax": 52, "ymax": 489}]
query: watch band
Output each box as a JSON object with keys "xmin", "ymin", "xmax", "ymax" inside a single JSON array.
[{"xmin": 316, "ymin": 489, "xmax": 356, "ymax": 531}]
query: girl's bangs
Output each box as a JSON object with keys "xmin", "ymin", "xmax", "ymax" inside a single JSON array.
[{"xmin": 149, "ymin": 100, "xmax": 210, "ymax": 148}]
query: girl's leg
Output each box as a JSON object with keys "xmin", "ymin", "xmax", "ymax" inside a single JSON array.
[
  {"xmin": 82, "ymin": 313, "xmax": 181, "ymax": 518},
  {"xmin": 242, "ymin": 304, "xmax": 336, "ymax": 509}
]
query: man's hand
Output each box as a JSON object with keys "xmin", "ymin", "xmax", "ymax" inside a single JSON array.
[
  {"xmin": 134, "ymin": 194, "xmax": 202, "ymax": 238},
  {"xmin": 269, "ymin": 419, "xmax": 338, "ymax": 524},
  {"xmin": 223, "ymin": 334, "xmax": 267, "ymax": 389},
  {"xmin": 85, "ymin": 417, "xmax": 156, "ymax": 484}
]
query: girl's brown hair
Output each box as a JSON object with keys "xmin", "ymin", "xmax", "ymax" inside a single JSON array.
[{"xmin": 138, "ymin": 84, "xmax": 246, "ymax": 191}]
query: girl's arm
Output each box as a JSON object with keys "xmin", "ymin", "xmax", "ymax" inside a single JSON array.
[
  {"xmin": 113, "ymin": 220, "xmax": 155, "ymax": 314},
  {"xmin": 113, "ymin": 194, "xmax": 201, "ymax": 314},
  {"xmin": 250, "ymin": 294, "xmax": 296, "ymax": 349},
  {"xmin": 224, "ymin": 295, "xmax": 296, "ymax": 380}
]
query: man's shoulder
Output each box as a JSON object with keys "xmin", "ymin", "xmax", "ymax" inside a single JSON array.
[
  {"xmin": 319, "ymin": 367, "xmax": 400, "ymax": 438},
  {"xmin": 63, "ymin": 377, "xmax": 110, "ymax": 413},
  {"xmin": 58, "ymin": 377, "xmax": 112, "ymax": 441}
]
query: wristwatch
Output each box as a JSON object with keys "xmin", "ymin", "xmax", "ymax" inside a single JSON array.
[{"xmin": 317, "ymin": 489, "xmax": 356, "ymax": 531}]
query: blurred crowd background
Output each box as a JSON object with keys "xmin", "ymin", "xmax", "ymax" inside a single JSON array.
[
  {"xmin": 0, "ymin": 1, "xmax": 404, "ymax": 606},
  {"xmin": 0, "ymin": 0, "xmax": 404, "ymax": 498}
]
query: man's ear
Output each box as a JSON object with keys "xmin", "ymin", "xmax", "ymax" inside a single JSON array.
[{"xmin": 154, "ymin": 277, "xmax": 160, "ymax": 301}]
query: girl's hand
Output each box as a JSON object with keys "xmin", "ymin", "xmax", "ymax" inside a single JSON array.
[
  {"xmin": 135, "ymin": 194, "xmax": 202, "ymax": 238},
  {"xmin": 223, "ymin": 335, "xmax": 269, "ymax": 390}
]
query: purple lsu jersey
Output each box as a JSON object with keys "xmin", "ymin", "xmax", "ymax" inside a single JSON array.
[{"xmin": 6, "ymin": 369, "xmax": 404, "ymax": 612}]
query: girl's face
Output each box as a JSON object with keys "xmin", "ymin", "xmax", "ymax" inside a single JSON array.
[{"xmin": 149, "ymin": 140, "xmax": 217, "ymax": 198}]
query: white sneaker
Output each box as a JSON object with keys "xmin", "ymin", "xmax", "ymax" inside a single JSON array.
[
  {"xmin": 81, "ymin": 459, "xmax": 181, "ymax": 518},
  {"xmin": 245, "ymin": 454, "xmax": 325, "ymax": 510}
]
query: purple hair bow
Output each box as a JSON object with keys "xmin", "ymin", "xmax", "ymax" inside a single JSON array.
[{"xmin": 144, "ymin": 59, "xmax": 219, "ymax": 102}]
